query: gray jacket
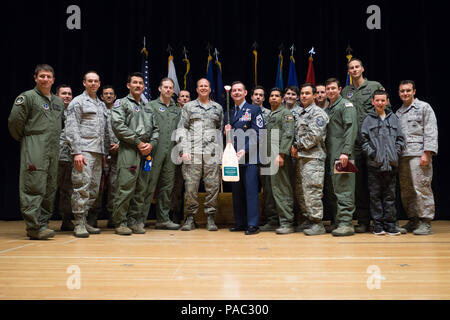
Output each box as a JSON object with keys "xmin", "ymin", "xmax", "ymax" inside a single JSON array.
[
  {"xmin": 395, "ymin": 98, "xmax": 438, "ymax": 157},
  {"xmin": 361, "ymin": 111, "xmax": 405, "ymax": 171},
  {"xmin": 65, "ymin": 91, "xmax": 110, "ymax": 155},
  {"xmin": 293, "ymin": 103, "xmax": 329, "ymax": 160},
  {"xmin": 177, "ymin": 99, "xmax": 223, "ymax": 156}
]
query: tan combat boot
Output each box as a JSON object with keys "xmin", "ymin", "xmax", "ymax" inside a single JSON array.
[
  {"xmin": 181, "ymin": 215, "xmax": 196, "ymax": 231},
  {"xmin": 115, "ymin": 223, "xmax": 132, "ymax": 236},
  {"xmin": 74, "ymin": 213, "xmax": 89, "ymax": 238},
  {"xmin": 206, "ymin": 214, "xmax": 218, "ymax": 231},
  {"xmin": 28, "ymin": 228, "xmax": 55, "ymax": 240},
  {"xmin": 129, "ymin": 223, "xmax": 146, "ymax": 234},
  {"xmin": 331, "ymin": 224, "xmax": 355, "ymax": 237}
]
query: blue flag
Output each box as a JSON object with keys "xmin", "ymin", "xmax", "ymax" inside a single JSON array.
[
  {"xmin": 215, "ymin": 58, "xmax": 224, "ymax": 107},
  {"xmin": 275, "ymin": 52, "xmax": 284, "ymax": 89},
  {"xmin": 141, "ymin": 46, "xmax": 151, "ymax": 103},
  {"xmin": 287, "ymin": 55, "xmax": 298, "ymax": 87},
  {"xmin": 206, "ymin": 54, "xmax": 215, "ymax": 100}
]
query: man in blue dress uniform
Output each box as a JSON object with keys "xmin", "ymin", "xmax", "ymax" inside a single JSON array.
[{"xmin": 224, "ymin": 81, "xmax": 265, "ymax": 235}]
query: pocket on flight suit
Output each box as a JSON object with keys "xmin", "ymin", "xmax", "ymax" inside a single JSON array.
[
  {"xmin": 117, "ymin": 144, "xmax": 140, "ymax": 170},
  {"xmin": 21, "ymin": 136, "xmax": 48, "ymax": 195}
]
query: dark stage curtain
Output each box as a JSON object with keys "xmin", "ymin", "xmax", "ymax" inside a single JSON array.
[{"xmin": 2, "ymin": 0, "xmax": 447, "ymax": 219}]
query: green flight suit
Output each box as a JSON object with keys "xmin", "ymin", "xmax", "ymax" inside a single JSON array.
[
  {"xmin": 144, "ymin": 98, "xmax": 181, "ymax": 223},
  {"xmin": 324, "ymin": 96, "xmax": 358, "ymax": 227},
  {"xmin": 258, "ymin": 106, "xmax": 271, "ymax": 219},
  {"xmin": 285, "ymin": 104, "xmax": 302, "ymax": 224},
  {"xmin": 341, "ymin": 79, "xmax": 389, "ymax": 226},
  {"xmin": 8, "ymin": 87, "xmax": 64, "ymax": 236},
  {"xmin": 111, "ymin": 95, "xmax": 159, "ymax": 227},
  {"xmin": 261, "ymin": 106, "xmax": 295, "ymax": 228}
]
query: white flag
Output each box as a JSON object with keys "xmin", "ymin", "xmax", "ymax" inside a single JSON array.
[{"xmin": 168, "ymin": 55, "xmax": 181, "ymax": 96}]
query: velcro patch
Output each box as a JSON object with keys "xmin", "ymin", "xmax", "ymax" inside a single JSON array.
[
  {"xmin": 316, "ymin": 116, "xmax": 326, "ymax": 127},
  {"xmin": 256, "ymin": 114, "xmax": 264, "ymax": 128},
  {"xmin": 345, "ymin": 102, "xmax": 354, "ymax": 107},
  {"xmin": 285, "ymin": 115, "xmax": 294, "ymax": 122},
  {"xmin": 15, "ymin": 95, "xmax": 25, "ymax": 105}
]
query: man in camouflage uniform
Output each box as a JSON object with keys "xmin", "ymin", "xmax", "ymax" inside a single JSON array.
[
  {"xmin": 55, "ymin": 84, "xmax": 74, "ymax": 231},
  {"xmin": 177, "ymin": 78, "xmax": 223, "ymax": 231},
  {"xmin": 396, "ymin": 80, "xmax": 438, "ymax": 235},
  {"xmin": 65, "ymin": 71, "xmax": 110, "ymax": 238},
  {"xmin": 341, "ymin": 58, "xmax": 389, "ymax": 233},
  {"xmin": 143, "ymin": 78, "xmax": 181, "ymax": 230},
  {"xmin": 87, "ymin": 85, "xmax": 119, "ymax": 228},
  {"xmin": 111, "ymin": 72, "xmax": 159, "ymax": 235},
  {"xmin": 324, "ymin": 78, "xmax": 358, "ymax": 237},
  {"xmin": 170, "ymin": 90, "xmax": 191, "ymax": 224},
  {"xmin": 259, "ymin": 88, "xmax": 295, "ymax": 234},
  {"xmin": 314, "ymin": 83, "xmax": 331, "ymax": 221},
  {"xmin": 8, "ymin": 64, "xmax": 64, "ymax": 240},
  {"xmin": 291, "ymin": 84, "xmax": 329, "ymax": 235},
  {"xmin": 102, "ymin": 86, "xmax": 120, "ymax": 228}
]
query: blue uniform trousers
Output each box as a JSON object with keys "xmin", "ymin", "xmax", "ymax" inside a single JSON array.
[{"xmin": 231, "ymin": 164, "xmax": 259, "ymax": 228}]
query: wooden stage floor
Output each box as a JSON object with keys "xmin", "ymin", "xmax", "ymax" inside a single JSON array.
[{"xmin": 1, "ymin": 220, "xmax": 450, "ymax": 300}]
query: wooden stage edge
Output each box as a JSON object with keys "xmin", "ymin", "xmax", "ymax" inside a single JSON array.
[{"xmin": 1, "ymin": 219, "xmax": 450, "ymax": 300}]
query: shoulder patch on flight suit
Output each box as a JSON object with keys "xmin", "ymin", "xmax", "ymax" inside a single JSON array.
[
  {"xmin": 42, "ymin": 103, "xmax": 49, "ymax": 110},
  {"xmin": 159, "ymin": 106, "xmax": 165, "ymax": 112},
  {"xmin": 256, "ymin": 114, "xmax": 264, "ymax": 128},
  {"xmin": 113, "ymin": 99, "xmax": 121, "ymax": 108},
  {"xmin": 345, "ymin": 102, "xmax": 354, "ymax": 107},
  {"xmin": 134, "ymin": 105, "xmax": 140, "ymax": 112},
  {"xmin": 15, "ymin": 95, "xmax": 25, "ymax": 105},
  {"xmin": 346, "ymin": 92, "xmax": 353, "ymax": 99}
]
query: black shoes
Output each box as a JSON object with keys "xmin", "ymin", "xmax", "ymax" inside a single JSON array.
[
  {"xmin": 229, "ymin": 226, "xmax": 246, "ymax": 232},
  {"xmin": 245, "ymin": 226, "xmax": 259, "ymax": 235},
  {"xmin": 229, "ymin": 225, "xmax": 260, "ymax": 235}
]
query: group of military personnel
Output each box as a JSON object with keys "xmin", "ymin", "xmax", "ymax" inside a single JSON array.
[{"xmin": 8, "ymin": 59, "xmax": 438, "ymax": 240}]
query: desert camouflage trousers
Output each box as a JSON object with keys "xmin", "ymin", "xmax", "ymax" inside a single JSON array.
[
  {"xmin": 399, "ymin": 156, "xmax": 435, "ymax": 220},
  {"xmin": 71, "ymin": 152, "xmax": 103, "ymax": 216},
  {"xmin": 89, "ymin": 156, "xmax": 118, "ymax": 218},
  {"xmin": 182, "ymin": 156, "xmax": 220, "ymax": 217},
  {"xmin": 296, "ymin": 157, "xmax": 325, "ymax": 221}
]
